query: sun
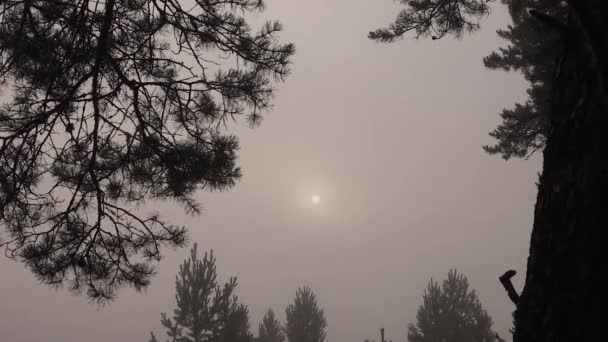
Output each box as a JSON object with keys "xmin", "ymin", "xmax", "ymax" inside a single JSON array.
[{"xmin": 311, "ymin": 195, "xmax": 321, "ymax": 205}]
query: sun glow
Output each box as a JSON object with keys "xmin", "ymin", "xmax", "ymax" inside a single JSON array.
[{"xmin": 311, "ymin": 195, "xmax": 321, "ymax": 205}]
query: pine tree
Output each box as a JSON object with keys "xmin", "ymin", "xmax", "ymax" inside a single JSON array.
[
  {"xmin": 150, "ymin": 244, "xmax": 252, "ymax": 342},
  {"xmin": 258, "ymin": 309, "xmax": 285, "ymax": 342},
  {"xmin": 368, "ymin": 0, "xmax": 492, "ymax": 42},
  {"xmin": 407, "ymin": 270, "xmax": 502, "ymax": 342},
  {"xmin": 0, "ymin": 0, "xmax": 294, "ymax": 302},
  {"xmin": 482, "ymin": 0, "xmax": 566, "ymax": 159},
  {"xmin": 285, "ymin": 287, "xmax": 327, "ymax": 342},
  {"xmin": 369, "ymin": 0, "xmax": 563, "ymax": 160},
  {"xmin": 220, "ymin": 303, "xmax": 254, "ymax": 342},
  {"xmin": 371, "ymin": 1, "xmax": 608, "ymax": 341}
]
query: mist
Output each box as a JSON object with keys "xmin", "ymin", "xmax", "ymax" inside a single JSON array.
[{"xmin": 0, "ymin": 1, "xmax": 542, "ymax": 342}]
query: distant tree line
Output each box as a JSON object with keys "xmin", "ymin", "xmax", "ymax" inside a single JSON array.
[
  {"xmin": 153, "ymin": 249, "xmax": 502, "ymax": 342},
  {"xmin": 150, "ymin": 244, "xmax": 327, "ymax": 342}
]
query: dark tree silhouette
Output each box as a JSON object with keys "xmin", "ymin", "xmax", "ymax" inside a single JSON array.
[
  {"xmin": 372, "ymin": 1, "xmax": 608, "ymax": 341},
  {"xmin": 0, "ymin": 0, "xmax": 294, "ymax": 301},
  {"xmin": 407, "ymin": 270, "xmax": 502, "ymax": 342},
  {"xmin": 258, "ymin": 308, "xmax": 285, "ymax": 342},
  {"xmin": 285, "ymin": 286, "xmax": 327, "ymax": 342},
  {"xmin": 368, "ymin": 0, "xmax": 492, "ymax": 42},
  {"xmin": 482, "ymin": 0, "xmax": 566, "ymax": 159},
  {"xmin": 370, "ymin": 0, "xmax": 561, "ymax": 160},
  {"xmin": 150, "ymin": 244, "xmax": 252, "ymax": 342}
]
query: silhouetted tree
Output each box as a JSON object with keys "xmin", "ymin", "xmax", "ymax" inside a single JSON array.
[
  {"xmin": 0, "ymin": 0, "xmax": 294, "ymax": 301},
  {"xmin": 258, "ymin": 308, "xmax": 285, "ymax": 342},
  {"xmin": 370, "ymin": 0, "xmax": 561, "ymax": 160},
  {"xmin": 150, "ymin": 244, "xmax": 252, "ymax": 342},
  {"xmin": 220, "ymin": 303, "xmax": 254, "ymax": 342},
  {"xmin": 408, "ymin": 270, "xmax": 502, "ymax": 342},
  {"xmin": 368, "ymin": 0, "xmax": 492, "ymax": 42},
  {"xmin": 285, "ymin": 286, "xmax": 327, "ymax": 342},
  {"xmin": 482, "ymin": 0, "xmax": 566, "ymax": 159},
  {"xmin": 372, "ymin": 1, "xmax": 608, "ymax": 341},
  {"xmin": 369, "ymin": 1, "xmax": 608, "ymax": 88}
]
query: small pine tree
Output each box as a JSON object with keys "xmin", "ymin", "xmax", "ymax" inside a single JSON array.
[
  {"xmin": 408, "ymin": 270, "xmax": 502, "ymax": 342},
  {"xmin": 285, "ymin": 286, "xmax": 327, "ymax": 342},
  {"xmin": 258, "ymin": 309, "xmax": 285, "ymax": 342},
  {"xmin": 220, "ymin": 303, "xmax": 254, "ymax": 342},
  {"xmin": 150, "ymin": 244, "xmax": 252, "ymax": 342}
]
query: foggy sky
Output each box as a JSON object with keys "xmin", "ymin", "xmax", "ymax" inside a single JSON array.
[{"xmin": 0, "ymin": 1, "xmax": 540, "ymax": 341}]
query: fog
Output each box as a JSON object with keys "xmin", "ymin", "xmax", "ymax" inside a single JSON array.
[{"xmin": 1, "ymin": 1, "xmax": 540, "ymax": 341}]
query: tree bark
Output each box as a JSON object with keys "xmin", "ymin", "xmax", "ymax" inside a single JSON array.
[
  {"xmin": 513, "ymin": 11, "xmax": 608, "ymax": 341},
  {"xmin": 568, "ymin": 0, "xmax": 608, "ymax": 95}
]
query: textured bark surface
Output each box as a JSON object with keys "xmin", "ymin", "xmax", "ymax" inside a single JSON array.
[
  {"xmin": 514, "ymin": 12, "xmax": 608, "ymax": 341},
  {"xmin": 568, "ymin": 0, "xmax": 608, "ymax": 93}
]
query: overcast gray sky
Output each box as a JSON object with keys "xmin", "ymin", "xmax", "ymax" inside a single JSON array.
[{"xmin": 0, "ymin": 1, "xmax": 540, "ymax": 341}]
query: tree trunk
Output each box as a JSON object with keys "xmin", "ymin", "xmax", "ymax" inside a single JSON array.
[
  {"xmin": 568, "ymin": 0, "xmax": 608, "ymax": 94},
  {"xmin": 513, "ymin": 12, "xmax": 608, "ymax": 342}
]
